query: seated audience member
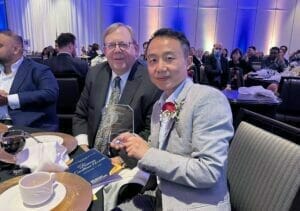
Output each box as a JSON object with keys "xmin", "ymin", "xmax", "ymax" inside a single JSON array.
[
  {"xmin": 41, "ymin": 45, "xmax": 57, "ymax": 60},
  {"xmin": 226, "ymin": 48, "xmax": 253, "ymax": 89},
  {"xmin": 289, "ymin": 49, "xmax": 300, "ymax": 65},
  {"xmin": 111, "ymin": 28, "xmax": 234, "ymax": 210},
  {"xmin": 80, "ymin": 46, "xmax": 87, "ymax": 56},
  {"xmin": 72, "ymin": 22, "xmax": 161, "ymax": 168},
  {"xmin": 262, "ymin": 46, "xmax": 287, "ymax": 72},
  {"xmin": 87, "ymin": 43, "xmax": 100, "ymax": 60},
  {"xmin": 243, "ymin": 46, "xmax": 260, "ymax": 70},
  {"xmin": 188, "ymin": 47, "xmax": 202, "ymax": 84},
  {"xmin": 139, "ymin": 41, "xmax": 148, "ymax": 62},
  {"xmin": 44, "ymin": 33, "xmax": 88, "ymax": 78},
  {"xmin": 90, "ymin": 52, "xmax": 107, "ymax": 67},
  {"xmin": 196, "ymin": 48, "xmax": 204, "ymax": 61},
  {"xmin": 0, "ymin": 31, "xmax": 59, "ymax": 131},
  {"xmin": 202, "ymin": 43, "xmax": 229, "ymax": 89},
  {"xmin": 279, "ymin": 45, "xmax": 289, "ymax": 66},
  {"xmin": 222, "ymin": 48, "xmax": 229, "ymax": 61}
]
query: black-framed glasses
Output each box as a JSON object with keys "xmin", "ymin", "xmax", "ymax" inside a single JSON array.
[{"xmin": 104, "ymin": 42, "xmax": 133, "ymax": 51}]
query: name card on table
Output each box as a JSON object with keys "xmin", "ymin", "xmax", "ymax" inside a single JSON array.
[{"xmin": 68, "ymin": 149, "xmax": 121, "ymax": 187}]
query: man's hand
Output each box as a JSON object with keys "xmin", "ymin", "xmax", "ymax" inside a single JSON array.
[
  {"xmin": 111, "ymin": 156, "xmax": 124, "ymax": 166},
  {"xmin": 110, "ymin": 132, "xmax": 149, "ymax": 160},
  {"xmin": 80, "ymin": 144, "xmax": 90, "ymax": 152},
  {"xmin": 0, "ymin": 91, "xmax": 8, "ymax": 106}
]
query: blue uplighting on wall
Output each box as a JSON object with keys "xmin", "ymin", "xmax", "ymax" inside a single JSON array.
[
  {"xmin": 237, "ymin": 26, "xmax": 249, "ymax": 53},
  {"xmin": 235, "ymin": 9, "xmax": 256, "ymax": 53},
  {"xmin": 172, "ymin": 9, "xmax": 184, "ymax": 32},
  {"xmin": 110, "ymin": 6, "xmax": 125, "ymax": 23},
  {"xmin": 0, "ymin": 0, "xmax": 8, "ymax": 30}
]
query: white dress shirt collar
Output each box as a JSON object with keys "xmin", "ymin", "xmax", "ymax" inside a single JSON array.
[
  {"xmin": 111, "ymin": 70, "xmax": 131, "ymax": 95},
  {"xmin": 158, "ymin": 78, "xmax": 189, "ymax": 107},
  {"xmin": 0, "ymin": 56, "xmax": 24, "ymax": 75}
]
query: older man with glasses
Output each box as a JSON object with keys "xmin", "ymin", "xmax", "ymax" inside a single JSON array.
[
  {"xmin": 262, "ymin": 46, "xmax": 287, "ymax": 73},
  {"xmin": 73, "ymin": 22, "xmax": 161, "ymax": 168},
  {"xmin": 202, "ymin": 43, "xmax": 229, "ymax": 89}
]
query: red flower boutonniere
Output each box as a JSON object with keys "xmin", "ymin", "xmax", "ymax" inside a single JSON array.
[{"xmin": 160, "ymin": 101, "xmax": 184, "ymax": 121}]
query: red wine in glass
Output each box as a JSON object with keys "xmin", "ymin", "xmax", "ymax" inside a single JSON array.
[{"xmin": 0, "ymin": 130, "xmax": 26, "ymax": 155}]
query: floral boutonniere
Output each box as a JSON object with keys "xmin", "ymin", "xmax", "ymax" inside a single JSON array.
[{"xmin": 160, "ymin": 101, "xmax": 184, "ymax": 122}]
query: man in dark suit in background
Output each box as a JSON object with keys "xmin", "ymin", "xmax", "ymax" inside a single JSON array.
[
  {"xmin": 203, "ymin": 43, "xmax": 229, "ymax": 89},
  {"xmin": 73, "ymin": 23, "xmax": 161, "ymax": 168},
  {"xmin": 0, "ymin": 30, "xmax": 59, "ymax": 131},
  {"xmin": 44, "ymin": 33, "xmax": 88, "ymax": 78}
]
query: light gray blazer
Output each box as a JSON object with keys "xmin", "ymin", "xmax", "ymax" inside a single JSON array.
[{"xmin": 138, "ymin": 81, "xmax": 234, "ymax": 210}]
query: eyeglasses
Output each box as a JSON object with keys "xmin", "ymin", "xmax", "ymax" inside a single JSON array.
[{"xmin": 104, "ymin": 42, "xmax": 133, "ymax": 51}]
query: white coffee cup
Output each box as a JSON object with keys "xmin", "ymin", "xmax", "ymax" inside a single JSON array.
[{"xmin": 19, "ymin": 172, "xmax": 56, "ymax": 205}]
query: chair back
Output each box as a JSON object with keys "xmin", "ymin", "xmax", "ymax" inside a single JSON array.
[
  {"xmin": 56, "ymin": 78, "xmax": 80, "ymax": 114},
  {"xmin": 237, "ymin": 109, "xmax": 300, "ymax": 144},
  {"xmin": 228, "ymin": 121, "xmax": 300, "ymax": 211},
  {"xmin": 277, "ymin": 76, "xmax": 300, "ymax": 115}
]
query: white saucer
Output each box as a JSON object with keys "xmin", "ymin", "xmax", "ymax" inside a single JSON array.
[
  {"xmin": 26, "ymin": 135, "xmax": 64, "ymax": 147},
  {"xmin": 0, "ymin": 182, "xmax": 66, "ymax": 210}
]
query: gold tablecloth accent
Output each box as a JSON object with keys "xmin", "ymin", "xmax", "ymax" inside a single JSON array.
[
  {"xmin": 0, "ymin": 123, "xmax": 8, "ymax": 133},
  {"xmin": 0, "ymin": 172, "xmax": 92, "ymax": 211}
]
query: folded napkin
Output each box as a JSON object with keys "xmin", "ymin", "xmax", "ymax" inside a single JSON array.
[
  {"xmin": 256, "ymin": 68, "xmax": 269, "ymax": 77},
  {"xmin": 16, "ymin": 142, "xmax": 69, "ymax": 172},
  {"xmin": 238, "ymin": 86, "xmax": 278, "ymax": 100}
]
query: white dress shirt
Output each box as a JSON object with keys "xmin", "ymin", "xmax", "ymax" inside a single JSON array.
[
  {"xmin": 76, "ymin": 70, "xmax": 131, "ymax": 146},
  {"xmin": 0, "ymin": 57, "xmax": 24, "ymax": 120}
]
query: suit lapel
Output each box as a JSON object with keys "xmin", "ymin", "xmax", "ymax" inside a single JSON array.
[
  {"xmin": 150, "ymin": 102, "xmax": 161, "ymax": 148},
  {"xmin": 159, "ymin": 119, "xmax": 175, "ymax": 150},
  {"xmin": 9, "ymin": 59, "xmax": 27, "ymax": 94},
  {"xmin": 93, "ymin": 67, "xmax": 111, "ymax": 129},
  {"xmin": 158, "ymin": 80, "xmax": 194, "ymax": 150},
  {"xmin": 119, "ymin": 62, "xmax": 143, "ymax": 105}
]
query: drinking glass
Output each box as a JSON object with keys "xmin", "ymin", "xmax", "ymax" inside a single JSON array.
[{"xmin": 0, "ymin": 130, "xmax": 26, "ymax": 155}]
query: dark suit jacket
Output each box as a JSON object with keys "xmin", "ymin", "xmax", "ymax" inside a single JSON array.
[
  {"xmin": 203, "ymin": 54, "xmax": 229, "ymax": 88},
  {"xmin": 8, "ymin": 58, "xmax": 59, "ymax": 131},
  {"xmin": 44, "ymin": 53, "xmax": 89, "ymax": 77},
  {"xmin": 72, "ymin": 60, "xmax": 161, "ymax": 167}
]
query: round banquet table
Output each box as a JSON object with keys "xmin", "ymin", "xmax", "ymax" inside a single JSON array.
[
  {"xmin": 245, "ymin": 74, "xmax": 279, "ymax": 88},
  {"xmin": 0, "ymin": 172, "xmax": 92, "ymax": 210},
  {"xmin": 0, "ymin": 123, "xmax": 8, "ymax": 133}
]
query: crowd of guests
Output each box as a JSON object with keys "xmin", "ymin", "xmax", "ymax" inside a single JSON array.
[
  {"xmin": 175, "ymin": 44, "xmax": 299, "ymax": 91},
  {"xmin": 1, "ymin": 24, "xmax": 299, "ymax": 210},
  {"xmin": 35, "ymin": 33, "xmax": 300, "ymax": 94}
]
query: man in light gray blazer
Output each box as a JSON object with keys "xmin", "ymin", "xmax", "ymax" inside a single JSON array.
[{"xmin": 111, "ymin": 28, "xmax": 234, "ymax": 210}]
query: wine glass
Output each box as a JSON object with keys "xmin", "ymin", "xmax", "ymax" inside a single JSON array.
[{"xmin": 0, "ymin": 130, "xmax": 26, "ymax": 155}]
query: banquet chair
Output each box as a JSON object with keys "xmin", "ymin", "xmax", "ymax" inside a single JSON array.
[
  {"xmin": 228, "ymin": 121, "xmax": 300, "ymax": 211},
  {"xmin": 236, "ymin": 108, "xmax": 300, "ymax": 144},
  {"xmin": 276, "ymin": 76, "xmax": 300, "ymax": 127},
  {"xmin": 56, "ymin": 77, "xmax": 80, "ymax": 134}
]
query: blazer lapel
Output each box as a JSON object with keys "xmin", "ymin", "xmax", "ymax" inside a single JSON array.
[
  {"xmin": 159, "ymin": 80, "xmax": 194, "ymax": 150},
  {"xmin": 9, "ymin": 59, "xmax": 27, "ymax": 94},
  {"xmin": 149, "ymin": 102, "xmax": 161, "ymax": 148},
  {"xmin": 93, "ymin": 67, "xmax": 111, "ymax": 129},
  {"xmin": 159, "ymin": 119, "xmax": 175, "ymax": 150},
  {"xmin": 119, "ymin": 62, "xmax": 142, "ymax": 105}
]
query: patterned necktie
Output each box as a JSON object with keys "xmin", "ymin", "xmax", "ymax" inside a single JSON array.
[
  {"xmin": 94, "ymin": 76, "xmax": 121, "ymax": 153},
  {"xmin": 216, "ymin": 56, "xmax": 222, "ymax": 73}
]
